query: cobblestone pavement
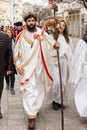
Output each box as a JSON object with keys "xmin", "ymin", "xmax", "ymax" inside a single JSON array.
[{"xmin": 1, "ymin": 37, "xmax": 87, "ymax": 130}]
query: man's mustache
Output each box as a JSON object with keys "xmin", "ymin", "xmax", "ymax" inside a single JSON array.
[{"xmin": 29, "ymin": 24, "xmax": 34, "ymax": 27}]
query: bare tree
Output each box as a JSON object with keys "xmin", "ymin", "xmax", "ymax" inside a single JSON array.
[
  {"xmin": 22, "ymin": 3, "xmax": 52, "ymax": 24},
  {"xmin": 78, "ymin": 0, "xmax": 87, "ymax": 9},
  {"xmin": 55, "ymin": 0, "xmax": 87, "ymax": 9}
]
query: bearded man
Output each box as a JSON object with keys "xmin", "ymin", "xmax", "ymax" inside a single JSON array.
[{"xmin": 14, "ymin": 13, "xmax": 60, "ymax": 130}]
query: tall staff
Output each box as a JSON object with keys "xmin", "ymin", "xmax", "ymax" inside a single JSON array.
[{"xmin": 48, "ymin": 1, "xmax": 64, "ymax": 130}]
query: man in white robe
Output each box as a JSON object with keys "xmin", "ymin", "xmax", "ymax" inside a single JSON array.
[
  {"xmin": 71, "ymin": 35, "xmax": 87, "ymax": 117},
  {"xmin": 13, "ymin": 13, "xmax": 60, "ymax": 129}
]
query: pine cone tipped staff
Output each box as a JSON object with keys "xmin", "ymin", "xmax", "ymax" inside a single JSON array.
[{"xmin": 47, "ymin": 1, "xmax": 65, "ymax": 130}]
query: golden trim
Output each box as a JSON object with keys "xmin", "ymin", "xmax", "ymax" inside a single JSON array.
[
  {"xmin": 52, "ymin": 55, "xmax": 57, "ymax": 58},
  {"xmin": 27, "ymin": 115, "xmax": 37, "ymax": 119},
  {"xmin": 22, "ymin": 33, "xmax": 34, "ymax": 46},
  {"xmin": 16, "ymin": 64, "xmax": 22, "ymax": 69},
  {"xmin": 14, "ymin": 52, "xmax": 22, "ymax": 62},
  {"xmin": 14, "ymin": 55, "xmax": 19, "ymax": 62},
  {"xmin": 18, "ymin": 52, "xmax": 22, "ymax": 57}
]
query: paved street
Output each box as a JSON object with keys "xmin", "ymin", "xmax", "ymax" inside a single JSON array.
[{"xmin": 0, "ymin": 37, "xmax": 87, "ymax": 130}]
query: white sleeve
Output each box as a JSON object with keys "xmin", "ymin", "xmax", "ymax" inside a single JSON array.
[
  {"xmin": 70, "ymin": 39, "xmax": 86, "ymax": 86},
  {"xmin": 13, "ymin": 38, "xmax": 22, "ymax": 68},
  {"xmin": 44, "ymin": 32, "xmax": 55, "ymax": 47}
]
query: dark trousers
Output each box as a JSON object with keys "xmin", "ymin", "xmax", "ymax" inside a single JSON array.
[
  {"xmin": 5, "ymin": 72, "xmax": 15, "ymax": 89},
  {"xmin": 0, "ymin": 75, "xmax": 4, "ymax": 100}
]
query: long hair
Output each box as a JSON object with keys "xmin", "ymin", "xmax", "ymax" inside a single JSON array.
[
  {"xmin": 53, "ymin": 20, "xmax": 70, "ymax": 43},
  {"xmin": 6, "ymin": 27, "xmax": 15, "ymax": 40}
]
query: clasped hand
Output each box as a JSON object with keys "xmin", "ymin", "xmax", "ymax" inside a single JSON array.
[{"xmin": 54, "ymin": 41, "xmax": 60, "ymax": 49}]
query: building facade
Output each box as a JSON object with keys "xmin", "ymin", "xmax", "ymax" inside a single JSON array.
[
  {"xmin": 0, "ymin": 0, "xmax": 9, "ymax": 26},
  {"xmin": 0, "ymin": 0, "xmax": 87, "ymax": 38},
  {"xmin": 68, "ymin": 8, "xmax": 87, "ymax": 37},
  {"xmin": 0, "ymin": 0, "xmax": 23, "ymax": 26},
  {"xmin": 57, "ymin": 2, "xmax": 87, "ymax": 37}
]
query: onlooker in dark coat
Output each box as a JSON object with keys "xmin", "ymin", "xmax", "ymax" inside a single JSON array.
[
  {"xmin": 5, "ymin": 28, "xmax": 17, "ymax": 95},
  {"xmin": 13, "ymin": 22, "xmax": 23, "ymax": 38},
  {"xmin": 0, "ymin": 31, "xmax": 12, "ymax": 119}
]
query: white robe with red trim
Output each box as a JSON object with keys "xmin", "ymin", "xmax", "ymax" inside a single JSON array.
[{"xmin": 13, "ymin": 27, "xmax": 55, "ymax": 117}]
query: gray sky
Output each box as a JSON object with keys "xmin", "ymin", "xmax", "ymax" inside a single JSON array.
[{"xmin": 21, "ymin": 0, "xmax": 48, "ymax": 6}]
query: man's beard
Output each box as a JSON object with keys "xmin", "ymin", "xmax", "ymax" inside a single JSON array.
[{"xmin": 26, "ymin": 24, "xmax": 36, "ymax": 32}]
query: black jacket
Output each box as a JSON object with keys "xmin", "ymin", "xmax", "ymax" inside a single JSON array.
[{"xmin": 0, "ymin": 31, "xmax": 12, "ymax": 75}]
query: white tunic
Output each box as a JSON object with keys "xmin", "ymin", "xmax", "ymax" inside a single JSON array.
[
  {"xmin": 50, "ymin": 34, "xmax": 73, "ymax": 104},
  {"xmin": 13, "ymin": 27, "xmax": 56, "ymax": 118},
  {"xmin": 72, "ymin": 39, "xmax": 87, "ymax": 117}
]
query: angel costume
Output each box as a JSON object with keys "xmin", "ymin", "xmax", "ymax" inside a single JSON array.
[
  {"xmin": 51, "ymin": 34, "xmax": 73, "ymax": 105},
  {"xmin": 14, "ymin": 27, "xmax": 56, "ymax": 119},
  {"xmin": 72, "ymin": 39, "xmax": 87, "ymax": 117}
]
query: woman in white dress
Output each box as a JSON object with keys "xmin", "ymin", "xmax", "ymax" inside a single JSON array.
[{"xmin": 51, "ymin": 20, "xmax": 73, "ymax": 110}]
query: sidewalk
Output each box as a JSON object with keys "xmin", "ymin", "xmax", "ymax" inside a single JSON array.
[
  {"xmin": 1, "ymin": 75, "xmax": 87, "ymax": 130},
  {"xmin": 1, "ymin": 77, "xmax": 27, "ymax": 130}
]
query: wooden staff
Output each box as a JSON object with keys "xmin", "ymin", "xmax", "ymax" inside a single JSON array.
[
  {"xmin": 53, "ymin": 3, "xmax": 64, "ymax": 130},
  {"xmin": 56, "ymin": 49, "xmax": 64, "ymax": 130}
]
